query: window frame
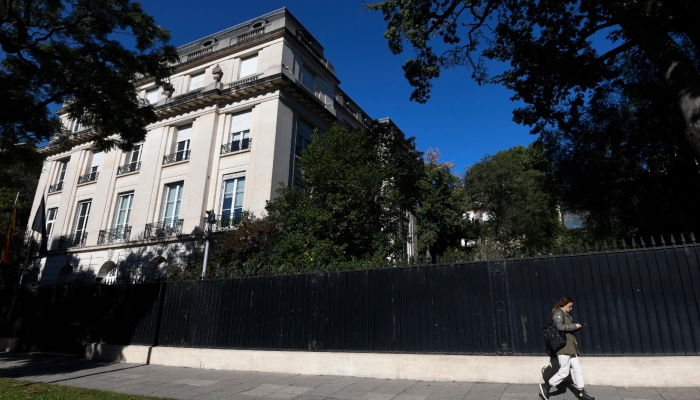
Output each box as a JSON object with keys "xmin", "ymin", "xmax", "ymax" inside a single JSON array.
[
  {"xmin": 46, "ymin": 207, "xmax": 58, "ymax": 241},
  {"xmin": 73, "ymin": 200, "xmax": 91, "ymax": 242},
  {"xmin": 239, "ymin": 54, "xmax": 258, "ymax": 78},
  {"xmin": 55, "ymin": 160, "xmax": 68, "ymax": 184},
  {"xmin": 146, "ymin": 88, "xmax": 159, "ymax": 104},
  {"xmin": 220, "ymin": 174, "xmax": 245, "ymax": 224},
  {"xmin": 113, "ymin": 192, "xmax": 134, "ymax": 236},
  {"xmin": 161, "ymin": 182, "xmax": 184, "ymax": 226},
  {"xmin": 188, "ymin": 71, "xmax": 205, "ymax": 92}
]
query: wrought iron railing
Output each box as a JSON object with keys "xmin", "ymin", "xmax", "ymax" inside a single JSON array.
[
  {"xmin": 220, "ymin": 138, "xmax": 251, "ymax": 155},
  {"xmin": 163, "ymin": 150, "xmax": 190, "ymax": 165},
  {"xmin": 58, "ymin": 233, "xmax": 87, "ymax": 249},
  {"xmin": 145, "ymin": 219, "xmax": 183, "ymax": 238},
  {"xmin": 77, "ymin": 171, "xmax": 98, "ymax": 184},
  {"xmin": 48, "ymin": 181, "xmax": 64, "ymax": 193},
  {"xmin": 207, "ymin": 213, "xmax": 243, "ymax": 232},
  {"xmin": 117, "ymin": 161, "xmax": 141, "ymax": 175},
  {"xmin": 97, "ymin": 226, "xmax": 132, "ymax": 244}
]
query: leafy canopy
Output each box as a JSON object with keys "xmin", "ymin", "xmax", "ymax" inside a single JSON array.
[
  {"xmin": 543, "ymin": 49, "xmax": 700, "ymax": 239},
  {"xmin": 367, "ymin": 0, "xmax": 700, "ymax": 158},
  {"xmin": 464, "ymin": 142, "xmax": 563, "ymax": 252},
  {"xmin": 0, "ymin": 0, "xmax": 178, "ymax": 151},
  {"xmin": 415, "ymin": 148, "xmax": 472, "ymax": 258},
  {"xmin": 266, "ymin": 122, "xmax": 423, "ymax": 269}
]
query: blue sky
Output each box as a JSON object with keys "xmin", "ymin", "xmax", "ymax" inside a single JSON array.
[{"xmin": 137, "ymin": 0, "xmax": 535, "ymax": 172}]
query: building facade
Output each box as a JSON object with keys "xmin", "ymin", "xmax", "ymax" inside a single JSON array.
[{"xmin": 30, "ymin": 8, "xmax": 391, "ymax": 283}]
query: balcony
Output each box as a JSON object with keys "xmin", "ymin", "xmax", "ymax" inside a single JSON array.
[
  {"xmin": 145, "ymin": 219, "xmax": 183, "ymax": 239},
  {"xmin": 48, "ymin": 181, "xmax": 64, "ymax": 193},
  {"xmin": 117, "ymin": 161, "xmax": 141, "ymax": 175},
  {"xmin": 221, "ymin": 139, "xmax": 251, "ymax": 155},
  {"xmin": 208, "ymin": 212, "xmax": 243, "ymax": 233},
  {"xmin": 77, "ymin": 171, "xmax": 98, "ymax": 184},
  {"xmin": 163, "ymin": 150, "xmax": 190, "ymax": 165},
  {"xmin": 59, "ymin": 233, "xmax": 87, "ymax": 249},
  {"xmin": 97, "ymin": 226, "xmax": 132, "ymax": 244}
]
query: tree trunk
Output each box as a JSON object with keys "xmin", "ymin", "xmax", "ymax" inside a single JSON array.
[{"xmin": 609, "ymin": 9, "xmax": 700, "ymax": 160}]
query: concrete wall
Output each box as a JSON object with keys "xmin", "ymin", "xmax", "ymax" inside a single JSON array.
[{"xmin": 82, "ymin": 344, "xmax": 699, "ymax": 388}]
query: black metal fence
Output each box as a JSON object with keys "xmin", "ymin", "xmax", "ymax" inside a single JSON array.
[{"xmin": 2, "ymin": 242, "xmax": 699, "ymax": 356}]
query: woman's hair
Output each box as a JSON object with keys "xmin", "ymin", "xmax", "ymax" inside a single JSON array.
[{"xmin": 554, "ymin": 296, "xmax": 574, "ymax": 309}]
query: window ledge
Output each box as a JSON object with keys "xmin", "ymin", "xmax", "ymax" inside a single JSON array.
[
  {"xmin": 76, "ymin": 180, "xmax": 97, "ymax": 187},
  {"xmin": 162, "ymin": 159, "xmax": 190, "ymax": 167},
  {"xmin": 220, "ymin": 148, "xmax": 251, "ymax": 158},
  {"xmin": 116, "ymin": 170, "xmax": 140, "ymax": 178}
]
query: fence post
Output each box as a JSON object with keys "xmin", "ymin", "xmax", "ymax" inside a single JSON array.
[{"xmin": 488, "ymin": 260, "xmax": 514, "ymax": 355}]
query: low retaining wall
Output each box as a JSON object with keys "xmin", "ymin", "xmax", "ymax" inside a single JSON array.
[{"xmin": 83, "ymin": 343, "xmax": 698, "ymax": 387}]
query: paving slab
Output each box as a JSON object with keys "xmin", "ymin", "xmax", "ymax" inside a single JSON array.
[{"xmin": 0, "ymin": 353, "xmax": 687, "ymax": 400}]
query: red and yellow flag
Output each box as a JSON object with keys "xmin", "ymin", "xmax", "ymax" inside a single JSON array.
[{"xmin": 1, "ymin": 203, "xmax": 17, "ymax": 264}]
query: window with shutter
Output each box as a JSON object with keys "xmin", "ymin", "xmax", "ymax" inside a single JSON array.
[
  {"xmin": 239, "ymin": 55, "xmax": 258, "ymax": 78},
  {"xmin": 189, "ymin": 72, "xmax": 205, "ymax": 91},
  {"xmin": 146, "ymin": 88, "xmax": 158, "ymax": 104},
  {"xmin": 228, "ymin": 110, "xmax": 252, "ymax": 152},
  {"xmin": 176, "ymin": 125, "xmax": 192, "ymax": 161}
]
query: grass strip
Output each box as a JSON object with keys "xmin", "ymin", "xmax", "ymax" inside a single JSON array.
[{"xmin": 0, "ymin": 377, "xmax": 172, "ymax": 399}]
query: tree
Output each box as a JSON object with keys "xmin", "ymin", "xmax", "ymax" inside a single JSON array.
[
  {"xmin": 210, "ymin": 211, "xmax": 277, "ymax": 278},
  {"xmin": 543, "ymin": 49, "xmax": 700, "ymax": 239},
  {"xmin": 367, "ymin": 1, "xmax": 700, "ymax": 160},
  {"xmin": 0, "ymin": 144, "xmax": 45, "ymax": 287},
  {"xmin": 266, "ymin": 122, "xmax": 423, "ymax": 269},
  {"xmin": 0, "ymin": 0, "xmax": 178, "ymax": 152},
  {"xmin": 464, "ymin": 143, "xmax": 563, "ymax": 252},
  {"xmin": 415, "ymin": 148, "xmax": 471, "ymax": 258}
]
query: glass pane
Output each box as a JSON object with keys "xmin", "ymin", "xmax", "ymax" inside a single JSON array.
[
  {"xmin": 222, "ymin": 180, "xmax": 235, "ymax": 214},
  {"xmin": 232, "ymin": 133, "xmax": 241, "ymax": 142}
]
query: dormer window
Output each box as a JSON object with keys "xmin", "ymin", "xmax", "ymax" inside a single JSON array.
[{"xmin": 250, "ymin": 20, "xmax": 265, "ymax": 30}]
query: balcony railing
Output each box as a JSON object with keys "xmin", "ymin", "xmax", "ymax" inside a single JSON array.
[
  {"xmin": 59, "ymin": 233, "xmax": 87, "ymax": 249},
  {"xmin": 163, "ymin": 150, "xmax": 190, "ymax": 165},
  {"xmin": 221, "ymin": 138, "xmax": 251, "ymax": 155},
  {"xmin": 97, "ymin": 226, "xmax": 132, "ymax": 244},
  {"xmin": 145, "ymin": 219, "xmax": 183, "ymax": 239},
  {"xmin": 77, "ymin": 171, "xmax": 98, "ymax": 184},
  {"xmin": 48, "ymin": 181, "xmax": 64, "ymax": 193},
  {"xmin": 117, "ymin": 161, "xmax": 141, "ymax": 175},
  {"xmin": 207, "ymin": 212, "xmax": 243, "ymax": 232}
]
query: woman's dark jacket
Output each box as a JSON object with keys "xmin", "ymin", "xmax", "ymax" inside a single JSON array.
[{"xmin": 552, "ymin": 308, "xmax": 579, "ymax": 355}]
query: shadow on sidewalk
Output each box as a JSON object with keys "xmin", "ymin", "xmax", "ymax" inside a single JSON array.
[{"xmin": 0, "ymin": 352, "xmax": 142, "ymax": 382}]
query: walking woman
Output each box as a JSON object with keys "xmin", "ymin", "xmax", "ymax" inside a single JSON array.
[{"xmin": 540, "ymin": 296, "xmax": 595, "ymax": 400}]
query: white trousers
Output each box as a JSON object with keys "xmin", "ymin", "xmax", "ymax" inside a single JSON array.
[{"xmin": 549, "ymin": 354, "xmax": 585, "ymax": 388}]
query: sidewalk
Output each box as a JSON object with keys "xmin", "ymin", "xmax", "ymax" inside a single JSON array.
[{"xmin": 1, "ymin": 353, "xmax": 697, "ymax": 400}]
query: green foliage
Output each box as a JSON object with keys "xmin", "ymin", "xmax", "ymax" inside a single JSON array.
[
  {"xmin": 210, "ymin": 211, "xmax": 277, "ymax": 278},
  {"xmin": 367, "ymin": 1, "xmax": 700, "ymax": 158},
  {"xmin": 464, "ymin": 142, "xmax": 564, "ymax": 253},
  {"xmin": 543, "ymin": 50, "xmax": 700, "ymax": 239},
  {"xmin": 415, "ymin": 149, "xmax": 472, "ymax": 258},
  {"xmin": 266, "ymin": 122, "xmax": 423, "ymax": 269},
  {"xmin": 0, "ymin": 0, "xmax": 178, "ymax": 151},
  {"xmin": 0, "ymin": 144, "xmax": 44, "ymax": 288}
]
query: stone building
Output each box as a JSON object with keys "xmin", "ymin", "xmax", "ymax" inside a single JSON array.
[{"xmin": 30, "ymin": 8, "xmax": 402, "ymax": 283}]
